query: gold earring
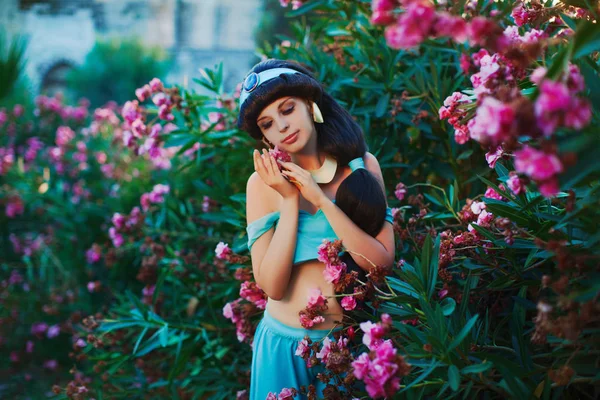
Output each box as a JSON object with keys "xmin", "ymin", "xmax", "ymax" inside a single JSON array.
[{"xmin": 312, "ymin": 102, "xmax": 324, "ymax": 123}]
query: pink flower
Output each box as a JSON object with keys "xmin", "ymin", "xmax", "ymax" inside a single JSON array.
[
  {"xmin": 222, "ymin": 299, "xmax": 242, "ymax": 323},
  {"xmin": 24, "ymin": 137, "xmax": 44, "ymax": 162},
  {"xmin": 467, "ymin": 17, "xmax": 498, "ymax": 47},
  {"xmin": 13, "ymin": 104, "xmax": 25, "ymax": 118},
  {"xmin": 121, "ymin": 101, "xmax": 141, "ymax": 124},
  {"xmin": 535, "ymin": 80, "xmax": 572, "ymax": 135},
  {"xmin": 278, "ymin": 388, "xmax": 295, "ymax": 400},
  {"xmin": 484, "ymin": 187, "xmax": 504, "ymax": 201},
  {"xmin": 26, "ymin": 340, "xmax": 34, "ymax": 353},
  {"xmin": 149, "ymin": 78, "xmax": 164, "ymax": 92},
  {"xmin": 307, "ymin": 288, "xmax": 326, "ymax": 308},
  {"xmin": 55, "ymin": 126, "xmax": 75, "ymax": 146},
  {"xmin": 352, "ymin": 340, "xmax": 407, "ymax": 399},
  {"xmin": 459, "ymin": 53, "xmax": 471, "ymax": 75},
  {"xmin": 140, "ymin": 193, "xmax": 151, "ymax": 211},
  {"xmin": 476, "ymin": 210, "xmax": 494, "ymax": 227},
  {"xmin": 43, "ymin": 359, "xmax": 58, "ymax": 370},
  {"xmin": 506, "ymin": 174, "xmax": 525, "ymax": 195},
  {"xmin": 538, "ymin": 179, "xmax": 560, "ymax": 197},
  {"xmin": 371, "ymin": 0, "xmax": 396, "ymax": 25},
  {"xmin": 468, "ymin": 97, "xmax": 515, "ymax": 145},
  {"xmin": 158, "ymin": 104, "xmax": 174, "ymax": 121},
  {"xmin": 438, "ymin": 289, "xmax": 449, "ymax": 298},
  {"xmin": 299, "ymin": 314, "xmax": 324, "ymax": 328},
  {"xmin": 149, "ymin": 184, "xmax": 170, "ymax": 203},
  {"xmin": 295, "ymin": 338, "xmax": 311, "ymax": 358},
  {"xmin": 485, "ymin": 146, "xmax": 504, "ymax": 168},
  {"xmin": 87, "ymin": 281, "xmax": 98, "ymax": 292},
  {"xmin": 394, "ymin": 182, "xmax": 407, "ymax": 201},
  {"xmin": 433, "ymin": 13, "xmax": 468, "ymax": 43},
  {"xmin": 152, "ymin": 93, "xmax": 170, "ymax": 107},
  {"xmin": 131, "ymin": 118, "xmax": 147, "ymax": 137},
  {"xmin": 511, "ymin": 2, "xmax": 537, "ymax": 26},
  {"xmin": 384, "ymin": 2, "xmax": 436, "ymax": 49},
  {"xmin": 236, "ymin": 390, "xmax": 247, "ymax": 400},
  {"xmin": 112, "ymin": 213, "xmax": 127, "ymax": 230},
  {"xmin": 470, "ymin": 201, "xmax": 486, "ymax": 215},
  {"xmin": 530, "ymin": 67, "xmax": 547, "ymax": 85},
  {"xmin": 567, "ymin": 64, "xmax": 585, "ymax": 93},
  {"xmin": 522, "ymin": 29, "xmax": 547, "ymax": 44},
  {"xmin": 341, "ymin": 296, "xmax": 357, "ymax": 311},
  {"xmin": 109, "ymin": 227, "xmax": 124, "ymax": 248},
  {"xmin": 503, "ymin": 25, "xmax": 521, "ymax": 44},
  {"xmin": 323, "ymin": 262, "xmax": 346, "ymax": 284},
  {"xmin": 316, "ymin": 337, "xmax": 332, "ymax": 363},
  {"xmin": 31, "ymin": 322, "xmax": 49, "ymax": 335},
  {"xmin": 5, "ymin": 196, "xmax": 24, "ymax": 218},
  {"xmin": 360, "ymin": 321, "xmax": 387, "ymax": 351},
  {"xmin": 215, "ymin": 242, "xmax": 232, "ymax": 260},
  {"xmin": 142, "ymin": 285, "xmax": 155, "ymax": 297},
  {"xmin": 47, "ymin": 324, "xmax": 60, "ymax": 339},
  {"xmin": 316, "ymin": 239, "xmax": 343, "ymax": 265},
  {"xmin": 85, "ymin": 246, "xmax": 102, "ymax": 264},
  {"xmin": 135, "ymin": 84, "xmax": 152, "ymax": 102},
  {"xmin": 564, "ymin": 97, "xmax": 592, "ymax": 130},
  {"xmin": 239, "ymin": 281, "xmax": 267, "ymax": 309},
  {"xmin": 514, "ymin": 146, "xmax": 563, "ymax": 182},
  {"xmin": 268, "ymin": 145, "xmax": 292, "ymax": 169},
  {"xmin": 351, "ymin": 352, "xmax": 371, "ymax": 379}
]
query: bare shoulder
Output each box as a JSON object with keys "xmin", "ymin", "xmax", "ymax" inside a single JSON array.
[
  {"xmin": 364, "ymin": 152, "xmax": 383, "ymax": 177},
  {"xmin": 246, "ymin": 172, "xmax": 280, "ymax": 222},
  {"xmin": 363, "ymin": 151, "xmax": 387, "ymax": 193}
]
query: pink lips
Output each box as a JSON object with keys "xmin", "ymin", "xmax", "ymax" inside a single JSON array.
[{"xmin": 281, "ymin": 131, "xmax": 299, "ymax": 144}]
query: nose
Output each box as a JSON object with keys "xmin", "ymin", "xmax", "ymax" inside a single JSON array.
[{"xmin": 275, "ymin": 116, "xmax": 289, "ymax": 133}]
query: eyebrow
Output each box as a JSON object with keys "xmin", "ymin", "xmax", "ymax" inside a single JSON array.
[{"xmin": 257, "ymin": 97, "xmax": 293, "ymax": 122}]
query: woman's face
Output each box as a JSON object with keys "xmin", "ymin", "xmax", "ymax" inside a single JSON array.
[{"xmin": 257, "ymin": 96, "xmax": 315, "ymax": 152}]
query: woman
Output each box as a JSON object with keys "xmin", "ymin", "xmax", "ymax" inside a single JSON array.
[{"xmin": 239, "ymin": 59, "xmax": 395, "ymax": 399}]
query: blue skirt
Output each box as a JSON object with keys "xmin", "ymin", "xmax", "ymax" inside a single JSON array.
[{"xmin": 250, "ymin": 308, "xmax": 343, "ymax": 400}]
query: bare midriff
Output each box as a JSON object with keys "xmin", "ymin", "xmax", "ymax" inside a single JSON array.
[{"xmin": 265, "ymin": 259, "xmax": 344, "ymax": 330}]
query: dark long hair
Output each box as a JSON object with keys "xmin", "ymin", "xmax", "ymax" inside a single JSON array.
[{"xmin": 238, "ymin": 59, "xmax": 388, "ymax": 297}]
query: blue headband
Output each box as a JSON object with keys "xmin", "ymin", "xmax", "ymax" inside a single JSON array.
[{"xmin": 239, "ymin": 68, "xmax": 301, "ymax": 108}]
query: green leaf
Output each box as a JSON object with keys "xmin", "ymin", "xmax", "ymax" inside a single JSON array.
[
  {"xmin": 448, "ymin": 314, "xmax": 479, "ymax": 351},
  {"xmin": 572, "ymin": 20, "xmax": 600, "ymax": 59},
  {"xmin": 457, "ymin": 149, "xmax": 473, "ymax": 160},
  {"xmin": 159, "ymin": 324, "xmax": 169, "ymax": 347},
  {"xmin": 484, "ymin": 202, "xmax": 531, "ymax": 228},
  {"xmin": 441, "ymin": 297, "xmax": 456, "ymax": 316},
  {"xmin": 399, "ymin": 359, "xmax": 441, "ymax": 393},
  {"xmin": 375, "ymin": 92, "xmax": 390, "ymax": 118},
  {"xmin": 461, "ymin": 362, "xmax": 493, "ymax": 374},
  {"xmin": 133, "ymin": 327, "xmax": 148, "ymax": 355},
  {"xmin": 285, "ymin": 0, "xmax": 326, "ymax": 17},
  {"xmin": 387, "ymin": 276, "xmax": 421, "ymax": 298},
  {"xmin": 448, "ymin": 365, "xmax": 460, "ymax": 391},
  {"xmin": 428, "ymin": 235, "xmax": 440, "ymax": 300}
]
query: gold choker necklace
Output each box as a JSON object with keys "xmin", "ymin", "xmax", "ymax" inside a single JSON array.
[{"xmin": 309, "ymin": 155, "xmax": 337, "ymax": 184}]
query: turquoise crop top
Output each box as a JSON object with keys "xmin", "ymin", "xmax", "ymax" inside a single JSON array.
[{"xmin": 246, "ymin": 157, "xmax": 394, "ymax": 265}]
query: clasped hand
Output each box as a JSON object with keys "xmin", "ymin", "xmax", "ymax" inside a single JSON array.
[{"xmin": 253, "ymin": 149, "xmax": 327, "ymax": 208}]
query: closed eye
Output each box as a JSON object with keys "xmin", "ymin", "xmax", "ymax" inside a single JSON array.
[{"xmin": 260, "ymin": 107, "xmax": 294, "ymax": 130}]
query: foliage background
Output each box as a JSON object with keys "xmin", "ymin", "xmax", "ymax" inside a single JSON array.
[{"xmin": 1, "ymin": 0, "xmax": 599, "ymax": 399}]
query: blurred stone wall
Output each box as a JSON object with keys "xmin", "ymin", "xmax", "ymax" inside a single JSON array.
[{"xmin": 0, "ymin": 0, "xmax": 263, "ymax": 95}]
